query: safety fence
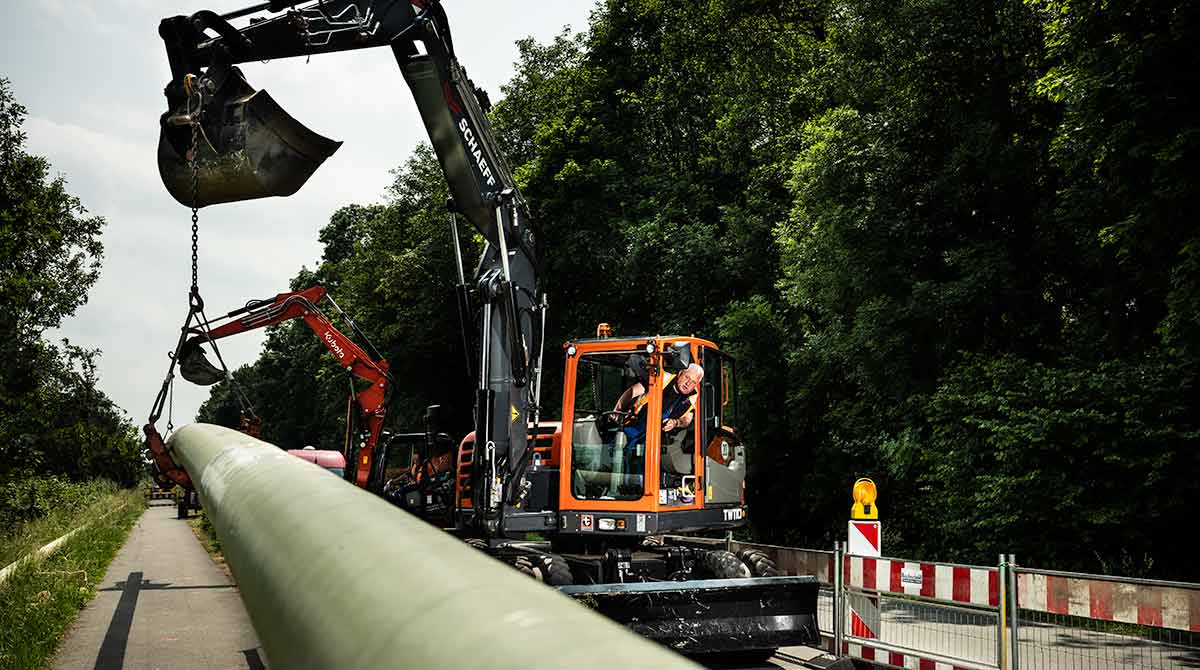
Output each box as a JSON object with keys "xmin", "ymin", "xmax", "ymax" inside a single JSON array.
[
  {"xmin": 1012, "ymin": 568, "xmax": 1200, "ymax": 670},
  {"xmin": 691, "ymin": 538, "xmax": 1200, "ymax": 670}
]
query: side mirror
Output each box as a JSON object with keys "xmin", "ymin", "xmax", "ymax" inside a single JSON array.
[{"xmin": 664, "ymin": 343, "xmax": 692, "ymax": 373}]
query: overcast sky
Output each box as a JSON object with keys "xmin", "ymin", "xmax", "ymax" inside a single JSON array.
[{"xmin": 0, "ymin": 1, "xmax": 595, "ymax": 431}]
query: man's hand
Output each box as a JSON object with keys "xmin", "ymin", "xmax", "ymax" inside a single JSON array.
[{"xmin": 663, "ymin": 417, "xmax": 679, "ymax": 432}]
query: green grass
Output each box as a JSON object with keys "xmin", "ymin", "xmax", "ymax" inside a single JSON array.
[
  {"xmin": 188, "ymin": 510, "xmax": 227, "ymax": 573},
  {"xmin": 0, "ymin": 479, "xmax": 126, "ymax": 567},
  {"xmin": 0, "ymin": 488, "xmax": 144, "ymax": 670}
]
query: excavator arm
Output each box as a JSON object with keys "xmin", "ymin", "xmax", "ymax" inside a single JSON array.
[
  {"xmin": 156, "ymin": 0, "xmax": 543, "ymax": 535},
  {"xmin": 147, "ymin": 284, "xmax": 391, "ymax": 488}
]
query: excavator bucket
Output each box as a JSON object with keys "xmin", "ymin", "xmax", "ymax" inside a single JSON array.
[
  {"xmin": 178, "ymin": 340, "xmax": 225, "ymax": 386},
  {"xmin": 560, "ymin": 576, "xmax": 820, "ymax": 656},
  {"xmin": 158, "ymin": 66, "xmax": 341, "ymax": 207}
]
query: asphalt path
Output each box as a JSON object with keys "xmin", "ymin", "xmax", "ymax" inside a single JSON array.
[{"xmin": 51, "ymin": 502, "xmax": 264, "ymax": 670}]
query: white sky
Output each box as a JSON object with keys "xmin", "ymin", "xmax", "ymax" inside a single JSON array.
[{"xmin": 0, "ymin": 1, "xmax": 595, "ymax": 428}]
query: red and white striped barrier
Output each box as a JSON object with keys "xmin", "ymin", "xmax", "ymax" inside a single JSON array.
[
  {"xmin": 843, "ymin": 641, "xmax": 979, "ymax": 670},
  {"xmin": 1017, "ymin": 571, "xmax": 1200, "ymax": 631},
  {"xmin": 845, "ymin": 555, "xmax": 1000, "ymax": 608}
]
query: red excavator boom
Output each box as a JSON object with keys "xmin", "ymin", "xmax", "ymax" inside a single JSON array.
[{"xmin": 145, "ymin": 285, "xmax": 391, "ymax": 488}]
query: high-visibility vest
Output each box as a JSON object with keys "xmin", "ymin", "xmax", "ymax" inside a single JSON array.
[{"xmin": 623, "ymin": 373, "xmax": 698, "ymax": 446}]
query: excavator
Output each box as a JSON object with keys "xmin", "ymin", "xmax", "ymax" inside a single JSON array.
[
  {"xmin": 145, "ymin": 284, "xmax": 392, "ymax": 490},
  {"xmin": 150, "ymin": 0, "xmax": 818, "ymax": 658}
]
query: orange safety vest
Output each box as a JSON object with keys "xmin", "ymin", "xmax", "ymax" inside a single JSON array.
[{"xmin": 629, "ymin": 372, "xmax": 698, "ymax": 423}]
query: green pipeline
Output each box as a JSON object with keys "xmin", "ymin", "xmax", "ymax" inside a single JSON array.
[{"xmin": 169, "ymin": 423, "xmax": 699, "ymax": 669}]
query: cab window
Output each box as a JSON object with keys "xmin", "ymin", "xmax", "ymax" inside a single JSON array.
[{"xmin": 570, "ymin": 352, "xmax": 645, "ymax": 501}]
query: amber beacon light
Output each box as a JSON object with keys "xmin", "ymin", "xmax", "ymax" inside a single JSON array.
[{"xmin": 851, "ymin": 477, "xmax": 879, "ymax": 520}]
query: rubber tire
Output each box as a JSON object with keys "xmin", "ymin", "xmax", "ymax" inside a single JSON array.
[
  {"xmin": 538, "ymin": 554, "xmax": 573, "ymax": 586},
  {"xmin": 510, "ymin": 554, "xmax": 573, "ymax": 585},
  {"xmin": 697, "ymin": 549, "xmax": 752, "ymax": 579},
  {"xmin": 512, "ymin": 556, "xmax": 538, "ymax": 578},
  {"xmin": 738, "ymin": 548, "xmax": 781, "ymax": 577}
]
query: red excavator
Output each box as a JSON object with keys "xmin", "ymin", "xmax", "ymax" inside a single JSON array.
[
  {"xmin": 149, "ymin": 0, "xmax": 818, "ymax": 659},
  {"xmin": 144, "ymin": 285, "xmax": 391, "ymax": 490}
]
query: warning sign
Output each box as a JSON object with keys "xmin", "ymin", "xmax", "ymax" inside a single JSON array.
[{"xmin": 848, "ymin": 519, "xmax": 881, "ymax": 557}]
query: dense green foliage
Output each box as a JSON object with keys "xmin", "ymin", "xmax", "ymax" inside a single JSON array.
[
  {"xmin": 199, "ymin": 1, "xmax": 1199, "ymax": 578},
  {"xmin": 0, "ymin": 78, "xmax": 142, "ymax": 494}
]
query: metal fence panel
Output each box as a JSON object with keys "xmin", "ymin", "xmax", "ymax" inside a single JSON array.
[
  {"xmin": 1015, "ymin": 566, "xmax": 1200, "ymax": 670},
  {"xmin": 676, "ymin": 539, "xmax": 1200, "ymax": 670}
]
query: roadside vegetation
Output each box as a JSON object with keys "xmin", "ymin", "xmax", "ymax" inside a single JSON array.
[
  {"xmin": 188, "ymin": 510, "xmax": 228, "ymax": 575},
  {"xmin": 0, "ymin": 478, "xmax": 126, "ymax": 567},
  {"xmin": 0, "ymin": 77, "xmax": 148, "ymax": 669},
  {"xmin": 0, "ymin": 487, "xmax": 143, "ymax": 670}
]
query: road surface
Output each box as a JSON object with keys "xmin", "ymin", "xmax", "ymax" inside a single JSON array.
[{"xmin": 52, "ymin": 502, "xmax": 264, "ymax": 670}]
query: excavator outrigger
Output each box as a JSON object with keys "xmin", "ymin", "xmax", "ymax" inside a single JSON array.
[{"xmin": 150, "ymin": 0, "xmax": 818, "ymax": 658}]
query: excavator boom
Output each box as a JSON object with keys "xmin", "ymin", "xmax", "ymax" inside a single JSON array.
[
  {"xmin": 156, "ymin": 0, "xmax": 538, "ymax": 536},
  {"xmin": 149, "ymin": 285, "xmax": 391, "ymax": 487}
]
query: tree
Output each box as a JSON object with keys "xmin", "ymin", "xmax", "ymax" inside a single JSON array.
[
  {"xmin": 0, "ymin": 78, "xmax": 140, "ymax": 485},
  {"xmin": 0, "ymin": 78, "xmax": 104, "ymax": 353},
  {"xmin": 195, "ymin": 0, "xmax": 1200, "ymax": 578}
]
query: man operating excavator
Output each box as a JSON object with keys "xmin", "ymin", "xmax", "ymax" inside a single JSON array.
[{"xmin": 612, "ymin": 363, "xmax": 704, "ymax": 473}]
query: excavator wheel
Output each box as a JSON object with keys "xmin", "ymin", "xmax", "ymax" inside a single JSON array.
[
  {"xmin": 464, "ymin": 538, "xmax": 488, "ymax": 551},
  {"xmin": 510, "ymin": 554, "xmax": 573, "ymax": 585},
  {"xmin": 512, "ymin": 556, "xmax": 539, "ymax": 578},
  {"xmin": 738, "ymin": 548, "xmax": 781, "ymax": 577},
  {"xmin": 537, "ymin": 554, "xmax": 573, "ymax": 586},
  {"xmin": 697, "ymin": 549, "xmax": 752, "ymax": 579}
]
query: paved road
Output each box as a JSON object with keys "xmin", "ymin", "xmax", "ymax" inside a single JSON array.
[{"xmin": 52, "ymin": 502, "xmax": 265, "ymax": 670}]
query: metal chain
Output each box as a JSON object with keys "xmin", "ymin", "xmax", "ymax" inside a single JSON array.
[
  {"xmin": 189, "ymin": 120, "xmax": 200, "ymax": 292},
  {"xmin": 166, "ymin": 375, "xmax": 175, "ymax": 434}
]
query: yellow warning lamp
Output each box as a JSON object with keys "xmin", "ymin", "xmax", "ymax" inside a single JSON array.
[
  {"xmin": 851, "ymin": 477, "xmax": 879, "ymax": 520},
  {"xmin": 596, "ymin": 323, "xmax": 613, "ymax": 338}
]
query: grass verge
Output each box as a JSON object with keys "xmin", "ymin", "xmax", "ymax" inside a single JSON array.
[
  {"xmin": 187, "ymin": 510, "xmax": 230, "ymax": 577},
  {"xmin": 0, "ymin": 488, "xmax": 144, "ymax": 670},
  {"xmin": 0, "ymin": 480, "xmax": 127, "ymax": 568}
]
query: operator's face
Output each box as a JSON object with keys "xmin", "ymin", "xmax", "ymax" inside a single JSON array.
[{"xmin": 674, "ymin": 370, "xmax": 702, "ymax": 394}]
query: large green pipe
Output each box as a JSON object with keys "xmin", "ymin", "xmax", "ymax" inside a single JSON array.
[{"xmin": 169, "ymin": 424, "xmax": 699, "ymax": 669}]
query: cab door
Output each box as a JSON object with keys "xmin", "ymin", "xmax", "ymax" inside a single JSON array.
[{"xmin": 700, "ymin": 346, "xmax": 743, "ymax": 504}]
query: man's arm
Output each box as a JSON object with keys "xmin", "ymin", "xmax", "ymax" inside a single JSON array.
[
  {"xmin": 663, "ymin": 396, "xmax": 698, "ymax": 431},
  {"xmin": 614, "ymin": 383, "xmax": 646, "ymax": 412}
]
